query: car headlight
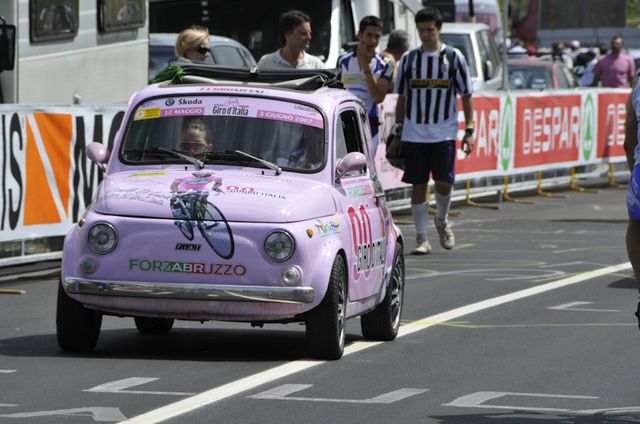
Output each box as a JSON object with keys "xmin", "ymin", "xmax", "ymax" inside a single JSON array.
[
  {"xmin": 87, "ymin": 223, "xmax": 118, "ymax": 254},
  {"xmin": 264, "ymin": 231, "xmax": 295, "ymax": 262}
]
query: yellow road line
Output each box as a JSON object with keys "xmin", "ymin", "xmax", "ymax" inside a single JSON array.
[
  {"xmin": 453, "ymin": 243, "xmax": 474, "ymax": 251},
  {"xmin": 0, "ymin": 289, "xmax": 26, "ymax": 295}
]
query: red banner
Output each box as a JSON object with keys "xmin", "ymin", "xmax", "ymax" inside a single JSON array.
[
  {"xmin": 456, "ymin": 96, "xmax": 500, "ymax": 175},
  {"xmin": 597, "ymin": 92, "xmax": 628, "ymax": 159}
]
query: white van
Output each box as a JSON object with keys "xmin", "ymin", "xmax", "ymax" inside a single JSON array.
[{"xmin": 423, "ymin": 0, "xmax": 503, "ymax": 43}]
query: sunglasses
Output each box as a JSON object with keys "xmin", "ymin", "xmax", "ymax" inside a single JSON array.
[
  {"xmin": 177, "ymin": 141, "xmax": 209, "ymax": 153},
  {"xmin": 195, "ymin": 46, "xmax": 210, "ymax": 55}
]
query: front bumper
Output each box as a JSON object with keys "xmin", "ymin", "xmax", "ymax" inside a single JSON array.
[{"xmin": 63, "ymin": 277, "xmax": 314, "ymax": 304}]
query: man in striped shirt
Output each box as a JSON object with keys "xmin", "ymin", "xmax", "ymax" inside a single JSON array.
[
  {"xmin": 337, "ymin": 16, "xmax": 394, "ymax": 158},
  {"xmin": 392, "ymin": 7, "xmax": 475, "ymax": 255}
]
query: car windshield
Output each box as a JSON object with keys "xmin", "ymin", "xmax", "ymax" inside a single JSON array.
[
  {"xmin": 509, "ymin": 66, "xmax": 553, "ymax": 89},
  {"xmin": 440, "ymin": 33, "xmax": 478, "ymax": 77},
  {"xmin": 121, "ymin": 95, "xmax": 326, "ymax": 172}
]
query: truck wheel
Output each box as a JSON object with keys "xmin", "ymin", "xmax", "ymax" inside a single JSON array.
[
  {"xmin": 306, "ymin": 255, "xmax": 347, "ymax": 360},
  {"xmin": 361, "ymin": 243, "xmax": 404, "ymax": 341},
  {"xmin": 56, "ymin": 280, "xmax": 102, "ymax": 352},
  {"xmin": 134, "ymin": 317, "xmax": 174, "ymax": 334}
]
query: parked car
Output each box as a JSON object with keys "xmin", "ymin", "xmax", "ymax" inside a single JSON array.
[
  {"xmin": 508, "ymin": 59, "xmax": 579, "ymax": 90},
  {"xmin": 149, "ymin": 33, "xmax": 257, "ymax": 82},
  {"xmin": 57, "ymin": 66, "xmax": 405, "ymax": 360},
  {"xmin": 440, "ymin": 22, "xmax": 502, "ymax": 91}
]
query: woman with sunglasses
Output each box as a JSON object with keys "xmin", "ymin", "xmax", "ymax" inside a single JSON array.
[
  {"xmin": 177, "ymin": 117, "xmax": 212, "ymax": 158},
  {"xmin": 175, "ymin": 25, "xmax": 211, "ymax": 63}
]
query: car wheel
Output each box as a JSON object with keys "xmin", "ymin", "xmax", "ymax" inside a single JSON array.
[
  {"xmin": 306, "ymin": 254, "xmax": 347, "ymax": 360},
  {"xmin": 56, "ymin": 280, "xmax": 102, "ymax": 352},
  {"xmin": 361, "ymin": 243, "xmax": 404, "ymax": 341},
  {"xmin": 134, "ymin": 317, "xmax": 175, "ymax": 334}
]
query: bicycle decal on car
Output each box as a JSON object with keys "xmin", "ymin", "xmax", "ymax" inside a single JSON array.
[{"xmin": 169, "ymin": 171, "xmax": 235, "ymax": 259}]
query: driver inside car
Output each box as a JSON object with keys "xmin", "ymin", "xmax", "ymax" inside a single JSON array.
[
  {"xmin": 176, "ymin": 117, "xmax": 213, "ymax": 158},
  {"xmin": 288, "ymin": 126, "xmax": 323, "ymax": 169}
]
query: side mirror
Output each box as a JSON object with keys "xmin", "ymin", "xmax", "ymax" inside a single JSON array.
[
  {"xmin": 0, "ymin": 16, "xmax": 16, "ymax": 72},
  {"xmin": 86, "ymin": 142, "xmax": 110, "ymax": 172},
  {"xmin": 484, "ymin": 60, "xmax": 495, "ymax": 80},
  {"xmin": 335, "ymin": 151, "xmax": 367, "ymax": 182}
]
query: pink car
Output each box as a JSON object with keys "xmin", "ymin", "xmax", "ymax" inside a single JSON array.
[{"xmin": 57, "ymin": 67, "xmax": 405, "ymax": 360}]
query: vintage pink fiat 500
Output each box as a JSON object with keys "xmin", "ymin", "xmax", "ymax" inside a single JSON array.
[{"xmin": 57, "ymin": 67, "xmax": 404, "ymax": 359}]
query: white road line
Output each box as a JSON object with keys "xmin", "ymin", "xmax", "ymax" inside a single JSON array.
[
  {"xmin": 0, "ymin": 370, "xmax": 16, "ymax": 374},
  {"xmin": 0, "ymin": 268, "xmax": 60, "ymax": 282},
  {"xmin": 119, "ymin": 261, "xmax": 631, "ymax": 424}
]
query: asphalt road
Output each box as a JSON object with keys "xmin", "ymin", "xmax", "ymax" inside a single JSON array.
[{"xmin": 1, "ymin": 185, "xmax": 638, "ymax": 424}]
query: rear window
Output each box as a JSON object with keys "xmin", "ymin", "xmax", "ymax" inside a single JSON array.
[
  {"xmin": 121, "ymin": 95, "xmax": 326, "ymax": 172},
  {"xmin": 509, "ymin": 66, "xmax": 553, "ymax": 89},
  {"xmin": 440, "ymin": 33, "xmax": 477, "ymax": 77}
]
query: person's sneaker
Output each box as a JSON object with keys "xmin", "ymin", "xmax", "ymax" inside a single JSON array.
[
  {"xmin": 412, "ymin": 240, "xmax": 432, "ymax": 255},
  {"xmin": 434, "ymin": 218, "xmax": 455, "ymax": 250}
]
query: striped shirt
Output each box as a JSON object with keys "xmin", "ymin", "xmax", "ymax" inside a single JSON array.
[
  {"xmin": 394, "ymin": 43, "xmax": 472, "ymax": 143},
  {"xmin": 337, "ymin": 51, "xmax": 394, "ymax": 132}
]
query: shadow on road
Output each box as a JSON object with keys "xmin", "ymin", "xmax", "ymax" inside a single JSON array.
[
  {"xmin": 429, "ymin": 411, "xmax": 640, "ymax": 423},
  {"xmin": 608, "ymin": 277, "xmax": 636, "ymax": 289},
  {"xmin": 0, "ymin": 327, "xmax": 363, "ymax": 362}
]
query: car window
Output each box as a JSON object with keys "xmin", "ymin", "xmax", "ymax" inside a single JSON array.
[
  {"xmin": 508, "ymin": 65, "xmax": 553, "ymax": 89},
  {"xmin": 478, "ymin": 29, "xmax": 500, "ymax": 77},
  {"xmin": 440, "ymin": 33, "xmax": 478, "ymax": 77},
  {"xmin": 212, "ymin": 46, "xmax": 250, "ymax": 68},
  {"xmin": 122, "ymin": 96, "xmax": 326, "ymax": 172},
  {"xmin": 335, "ymin": 109, "xmax": 366, "ymax": 176}
]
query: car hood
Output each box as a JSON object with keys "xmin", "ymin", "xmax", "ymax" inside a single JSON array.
[{"xmin": 93, "ymin": 170, "xmax": 336, "ymax": 223}]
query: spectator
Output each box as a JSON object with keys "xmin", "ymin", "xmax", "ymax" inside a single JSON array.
[
  {"xmin": 579, "ymin": 49, "xmax": 598, "ymax": 86},
  {"xmin": 258, "ymin": 10, "xmax": 324, "ymax": 70},
  {"xmin": 508, "ymin": 38, "xmax": 528, "ymax": 59},
  {"xmin": 592, "ymin": 36, "xmax": 636, "ymax": 87},
  {"xmin": 175, "ymin": 25, "xmax": 211, "ymax": 63},
  {"xmin": 551, "ymin": 41, "xmax": 573, "ymax": 69},
  {"xmin": 526, "ymin": 45, "xmax": 537, "ymax": 59},
  {"xmin": 338, "ymin": 16, "xmax": 393, "ymax": 158},
  {"xmin": 382, "ymin": 29, "xmax": 410, "ymax": 63},
  {"xmin": 391, "ymin": 6, "xmax": 474, "ymax": 255},
  {"xmin": 568, "ymin": 39, "xmax": 581, "ymax": 64}
]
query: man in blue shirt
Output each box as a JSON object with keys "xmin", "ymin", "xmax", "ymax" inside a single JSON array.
[{"xmin": 337, "ymin": 16, "xmax": 394, "ymax": 158}]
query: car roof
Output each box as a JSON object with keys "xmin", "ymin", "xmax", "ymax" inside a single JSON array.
[
  {"xmin": 149, "ymin": 33, "xmax": 248, "ymax": 50},
  {"xmin": 135, "ymin": 66, "xmax": 358, "ymax": 115},
  {"xmin": 507, "ymin": 59, "xmax": 554, "ymax": 68},
  {"xmin": 440, "ymin": 22, "xmax": 491, "ymax": 34}
]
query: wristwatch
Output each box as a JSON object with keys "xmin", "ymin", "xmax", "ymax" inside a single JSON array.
[{"xmin": 464, "ymin": 122, "xmax": 475, "ymax": 136}]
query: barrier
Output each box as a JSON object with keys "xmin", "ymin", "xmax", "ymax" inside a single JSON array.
[{"xmin": 0, "ymin": 88, "xmax": 631, "ymax": 266}]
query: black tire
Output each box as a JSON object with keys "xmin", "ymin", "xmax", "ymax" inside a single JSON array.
[
  {"xmin": 306, "ymin": 255, "xmax": 347, "ymax": 360},
  {"xmin": 198, "ymin": 202, "xmax": 234, "ymax": 259},
  {"xmin": 134, "ymin": 317, "xmax": 175, "ymax": 334},
  {"xmin": 56, "ymin": 281, "xmax": 102, "ymax": 352},
  {"xmin": 361, "ymin": 243, "xmax": 404, "ymax": 341}
]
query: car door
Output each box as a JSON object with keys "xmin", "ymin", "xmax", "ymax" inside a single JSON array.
[{"xmin": 334, "ymin": 104, "xmax": 386, "ymax": 302}]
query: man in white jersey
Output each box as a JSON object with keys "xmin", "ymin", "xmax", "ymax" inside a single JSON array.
[
  {"xmin": 623, "ymin": 75, "xmax": 640, "ymax": 326},
  {"xmin": 337, "ymin": 15, "xmax": 394, "ymax": 157},
  {"xmin": 392, "ymin": 6, "xmax": 474, "ymax": 255},
  {"xmin": 258, "ymin": 10, "xmax": 324, "ymax": 70}
]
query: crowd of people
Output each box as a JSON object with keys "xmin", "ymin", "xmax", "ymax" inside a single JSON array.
[{"xmin": 508, "ymin": 35, "xmax": 637, "ymax": 88}]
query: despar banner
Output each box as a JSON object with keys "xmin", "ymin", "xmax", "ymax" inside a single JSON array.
[
  {"xmin": 455, "ymin": 95, "xmax": 501, "ymax": 178},
  {"xmin": 596, "ymin": 91, "xmax": 628, "ymax": 162},
  {"xmin": 514, "ymin": 94, "xmax": 582, "ymax": 171},
  {"xmin": 0, "ymin": 106, "xmax": 125, "ymax": 242}
]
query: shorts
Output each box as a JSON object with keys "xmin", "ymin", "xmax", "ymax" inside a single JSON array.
[
  {"xmin": 627, "ymin": 165, "xmax": 640, "ymax": 221},
  {"xmin": 401, "ymin": 140, "xmax": 456, "ymax": 185}
]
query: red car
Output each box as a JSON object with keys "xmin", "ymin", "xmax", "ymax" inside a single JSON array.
[{"xmin": 508, "ymin": 59, "xmax": 578, "ymax": 90}]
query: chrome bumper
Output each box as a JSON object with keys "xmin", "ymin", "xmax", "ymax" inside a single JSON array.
[{"xmin": 63, "ymin": 277, "xmax": 314, "ymax": 304}]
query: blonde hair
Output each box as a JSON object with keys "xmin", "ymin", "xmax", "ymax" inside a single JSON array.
[{"xmin": 175, "ymin": 26, "xmax": 210, "ymax": 58}]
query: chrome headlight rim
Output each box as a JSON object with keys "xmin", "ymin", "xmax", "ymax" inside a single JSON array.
[
  {"xmin": 264, "ymin": 230, "xmax": 295, "ymax": 262},
  {"xmin": 87, "ymin": 222, "xmax": 118, "ymax": 255}
]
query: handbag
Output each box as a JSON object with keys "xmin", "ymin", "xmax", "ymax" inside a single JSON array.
[{"xmin": 385, "ymin": 133, "xmax": 405, "ymax": 170}]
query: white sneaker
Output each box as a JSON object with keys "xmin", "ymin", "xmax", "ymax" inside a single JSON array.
[
  {"xmin": 434, "ymin": 218, "xmax": 455, "ymax": 250},
  {"xmin": 412, "ymin": 240, "xmax": 432, "ymax": 255}
]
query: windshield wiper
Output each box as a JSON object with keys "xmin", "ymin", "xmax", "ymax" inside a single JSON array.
[
  {"xmin": 149, "ymin": 147, "xmax": 204, "ymax": 169},
  {"xmin": 203, "ymin": 150, "xmax": 282, "ymax": 175},
  {"xmin": 232, "ymin": 150, "xmax": 281, "ymax": 175}
]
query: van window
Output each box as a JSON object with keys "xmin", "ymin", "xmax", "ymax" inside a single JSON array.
[{"xmin": 440, "ymin": 33, "xmax": 478, "ymax": 78}]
